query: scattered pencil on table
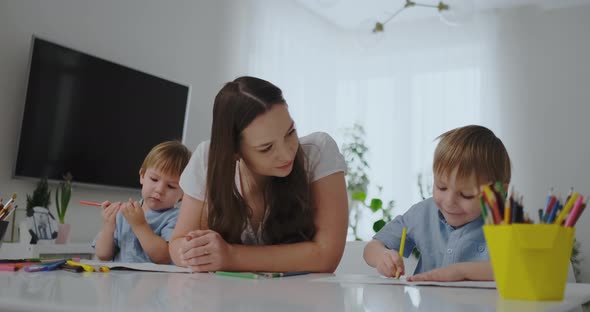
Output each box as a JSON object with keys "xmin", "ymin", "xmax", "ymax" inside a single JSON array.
[
  {"xmin": 215, "ymin": 271, "xmax": 311, "ymax": 279},
  {"xmin": 0, "ymin": 264, "xmax": 18, "ymax": 272},
  {"xmin": 24, "ymin": 259, "xmax": 68, "ymax": 272},
  {"xmin": 61, "ymin": 264, "xmax": 84, "ymax": 273},
  {"xmin": 256, "ymin": 272, "xmax": 310, "ymax": 278},
  {"xmin": 0, "ymin": 258, "xmax": 111, "ymax": 273},
  {"xmin": 215, "ymin": 271, "xmax": 261, "ymax": 279},
  {"xmin": 66, "ymin": 260, "xmax": 95, "ymax": 272}
]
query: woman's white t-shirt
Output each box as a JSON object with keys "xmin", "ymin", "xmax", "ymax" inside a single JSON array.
[{"xmin": 179, "ymin": 132, "xmax": 347, "ymax": 244}]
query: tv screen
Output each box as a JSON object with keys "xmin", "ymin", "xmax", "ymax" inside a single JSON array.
[{"xmin": 14, "ymin": 37, "xmax": 190, "ymax": 189}]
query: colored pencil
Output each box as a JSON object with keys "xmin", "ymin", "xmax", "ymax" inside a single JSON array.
[
  {"xmin": 215, "ymin": 271, "xmax": 260, "ymax": 279},
  {"xmin": 395, "ymin": 227, "xmax": 407, "ymax": 279},
  {"xmin": 79, "ymin": 200, "xmax": 102, "ymax": 207}
]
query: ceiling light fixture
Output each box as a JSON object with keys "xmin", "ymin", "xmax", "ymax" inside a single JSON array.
[{"xmin": 372, "ymin": 0, "xmax": 450, "ymax": 33}]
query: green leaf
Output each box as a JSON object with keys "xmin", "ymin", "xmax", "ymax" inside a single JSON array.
[
  {"xmin": 373, "ymin": 220, "xmax": 386, "ymax": 232},
  {"xmin": 351, "ymin": 191, "xmax": 367, "ymax": 202},
  {"xmin": 61, "ymin": 185, "xmax": 71, "ymax": 222},
  {"xmin": 369, "ymin": 198, "xmax": 383, "ymax": 212},
  {"xmin": 55, "ymin": 180, "xmax": 72, "ymax": 224},
  {"xmin": 55, "ymin": 187, "xmax": 62, "ymax": 218}
]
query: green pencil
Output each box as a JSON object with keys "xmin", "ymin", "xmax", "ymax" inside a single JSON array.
[{"xmin": 215, "ymin": 271, "xmax": 260, "ymax": 279}]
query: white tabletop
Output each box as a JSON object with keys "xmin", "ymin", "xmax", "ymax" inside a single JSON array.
[
  {"xmin": 0, "ymin": 243, "xmax": 94, "ymax": 259},
  {"xmin": 0, "ymin": 271, "xmax": 589, "ymax": 312}
]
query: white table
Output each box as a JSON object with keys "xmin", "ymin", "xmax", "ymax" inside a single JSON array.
[
  {"xmin": 0, "ymin": 243, "xmax": 94, "ymax": 260},
  {"xmin": 0, "ymin": 271, "xmax": 589, "ymax": 312}
]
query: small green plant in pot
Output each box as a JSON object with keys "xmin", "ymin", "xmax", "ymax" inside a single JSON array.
[
  {"xmin": 54, "ymin": 173, "xmax": 73, "ymax": 244},
  {"xmin": 26, "ymin": 177, "xmax": 51, "ymax": 217},
  {"xmin": 55, "ymin": 172, "xmax": 73, "ymax": 224},
  {"xmin": 24, "ymin": 177, "xmax": 58, "ymax": 244}
]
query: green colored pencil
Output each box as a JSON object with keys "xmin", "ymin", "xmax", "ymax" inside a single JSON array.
[{"xmin": 215, "ymin": 271, "xmax": 260, "ymax": 279}]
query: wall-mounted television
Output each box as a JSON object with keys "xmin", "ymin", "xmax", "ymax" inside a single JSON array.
[{"xmin": 14, "ymin": 36, "xmax": 190, "ymax": 189}]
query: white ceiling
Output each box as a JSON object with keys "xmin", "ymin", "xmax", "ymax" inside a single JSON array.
[{"xmin": 295, "ymin": 0, "xmax": 590, "ymax": 29}]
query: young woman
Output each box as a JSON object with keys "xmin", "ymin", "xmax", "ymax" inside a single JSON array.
[{"xmin": 169, "ymin": 76, "xmax": 348, "ymax": 272}]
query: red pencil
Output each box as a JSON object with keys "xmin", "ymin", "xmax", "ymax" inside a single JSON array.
[
  {"xmin": 0, "ymin": 264, "xmax": 17, "ymax": 272},
  {"xmin": 79, "ymin": 200, "xmax": 102, "ymax": 207}
]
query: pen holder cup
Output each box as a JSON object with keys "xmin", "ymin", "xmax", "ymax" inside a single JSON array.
[
  {"xmin": 0, "ymin": 220, "xmax": 9, "ymax": 243},
  {"xmin": 484, "ymin": 224, "xmax": 574, "ymax": 301}
]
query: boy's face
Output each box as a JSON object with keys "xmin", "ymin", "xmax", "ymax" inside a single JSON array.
[
  {"xmin": 139, "ymin": 167, "xmax": 183, "ymax": 211},
  {"xmin": 433, "ymin": 168, "xmax": 482, "ymax": 227}
]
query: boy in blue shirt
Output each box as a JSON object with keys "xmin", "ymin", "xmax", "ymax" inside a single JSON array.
[
  {"xmin": 364, "ymin": 125, "xmax": 511, "ymax": 281},
  {"xmin": 94, "ymin": 141, "xmax": 191, "ymax": 263}
]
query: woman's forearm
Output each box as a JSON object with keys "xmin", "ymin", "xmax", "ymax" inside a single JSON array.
[{"xmin": 226, "ymin": 240, "xmax": 345, "ymax": 272}]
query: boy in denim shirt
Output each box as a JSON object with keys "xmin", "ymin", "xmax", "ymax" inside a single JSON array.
[
  {"xmin": 94, "ymin": 141, "xmax": 191, "ymax": 263},
  {"xmin": 364, "ymin": 125, "xmax": 511, "ymax": 281}
]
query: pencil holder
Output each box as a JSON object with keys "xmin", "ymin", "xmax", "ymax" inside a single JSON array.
[
  {"xmin": 483, "ymin": 224, "xmax": 574, "ymax": 301},
  {"xmin": 0, "ymin": 220, "xmax": 9, "ymax": 243}
]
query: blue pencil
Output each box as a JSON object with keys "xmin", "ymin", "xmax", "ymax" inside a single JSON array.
[
  {"xmin": 24, "ymin": 259, "xmax": 67, "ymax": 272},
  {"xmin": 274, "ymin": 271, "xmax": 310, "ymax": 277},
  {"xmin": 546, "ymin": 200, "xmax": 561, "ymax": 224}
]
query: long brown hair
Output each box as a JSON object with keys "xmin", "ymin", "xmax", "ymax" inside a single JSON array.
[{"xmin": 206, "ymin": 76, "xmax": 315, "ymax": 244}]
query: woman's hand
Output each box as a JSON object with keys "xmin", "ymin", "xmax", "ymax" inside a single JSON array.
[{"xmin": 178, "ymin": 230, "xmax": 234, "ymax": 272}]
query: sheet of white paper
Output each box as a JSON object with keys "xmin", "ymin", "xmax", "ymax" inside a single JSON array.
[
  {"xmin": 313, "ymin": 274, "xmax": 496, "ymax": 289},
  {"xmin": 81, "ymin": 260, "xmax": 192, "ymax": 273}
]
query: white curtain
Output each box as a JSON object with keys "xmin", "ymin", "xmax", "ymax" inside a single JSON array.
[{"xmin": 228, "ymin": 0, "xmax": 485, "ymax": 240}]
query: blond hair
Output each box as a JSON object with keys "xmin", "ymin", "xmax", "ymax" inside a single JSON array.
[
  {"xmin": 433, "ymin": 125, "xmax": 511, "ymax": 185},
  {"xmin": 140, "ymin": 141, "xmax": 191, "ymax": 178}
]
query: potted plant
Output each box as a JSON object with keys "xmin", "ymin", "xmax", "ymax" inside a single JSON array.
[
  {"xmin": 341, "ymin": 123, "xmax": 396, "ymax": 239},
  {"xmin": 341, "ymin": 123, "xmax": 369, "ymax": 241},
  {"xmin": 26, "ymin": 177, "xmax": 51, "ymax": 218},
  {"xmin": 54, "ymin": 173, "xmax": 73, "ymax": 244},
  {"xmin": 24, "ymin": 177, "xmax": 58, "ymax": 244}
]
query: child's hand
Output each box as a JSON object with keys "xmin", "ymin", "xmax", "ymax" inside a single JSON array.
[
  {"xmin": 407, "ymin": 265, "xmax": 464, "ymax": 282},
  {"xmin": 178, "ymin": 229, "xmax": 234, "ymax": 272},
  {"xmin": 376, "ymin": 249, "xmax": 405, "ymax": 278},
  {"xmin": 120, "ymin": 198, "xmax": 147, "ymax": 228},
  {"xmin": 101, "ymin": 201, "xmax": 121, "ymax": 231}
]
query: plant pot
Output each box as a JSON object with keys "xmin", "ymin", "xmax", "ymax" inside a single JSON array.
[
  {"xmin": 0, "ymin": 220, "xmax": 9, "ymax": 245},
  {"xmin": 55, "ymin": 223, "xmax": 71, "ymax": 244}
]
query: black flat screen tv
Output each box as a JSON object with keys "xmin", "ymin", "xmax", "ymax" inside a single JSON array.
[{"xmin": 14, "ymin": 36, "xmax": 190, "ymax": 189}]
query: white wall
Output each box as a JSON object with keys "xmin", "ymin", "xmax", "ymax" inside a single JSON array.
[
  {"xmin": 480, "ymin": 5, "xmax": 590, "ymax": 282},
  {"xmin": 0, "ymin": 0, "xmax": 238, "ymax": 243}
]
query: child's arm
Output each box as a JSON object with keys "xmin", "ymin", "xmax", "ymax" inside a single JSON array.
[
  {"xmin": 363, "ymin": 239, "xmax": 405, "ymax": 277},
  {"xmin": 407, "ymin": 261, "xmax": 494, "ymax": 282},
  {"xmin": 121, "ymin": 200, "xmax": 171, "ymax": 264},
  {"xmin": 94, "ymin": 201, "xmax": 121, "ymax": 261}
]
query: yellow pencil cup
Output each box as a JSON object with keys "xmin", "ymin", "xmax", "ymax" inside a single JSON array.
[{"xmin": 483, "ymin": 224, "xmax": 574, "ymax": 301}]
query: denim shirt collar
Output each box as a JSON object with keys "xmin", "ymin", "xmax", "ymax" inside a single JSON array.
[{"xmin": 437, "ymin": 210, "xmax": 484, "ymax": 231}]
